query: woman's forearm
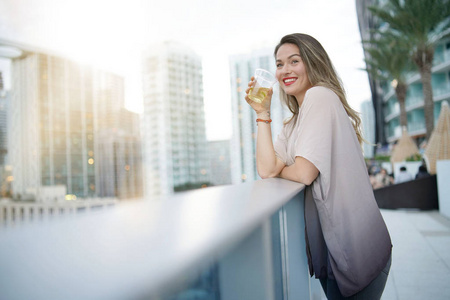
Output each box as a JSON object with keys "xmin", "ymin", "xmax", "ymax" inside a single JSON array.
[
  {"xmin": 279, "ymin": 157, "xmax": 319, "ymax": 185},
  {"xmin": 244, "ymin": 80, "xmax": 284, "ymax": 178},
  {"xmin": 255, "ymin": 113, "xmax": 283, "ymax": 178},
  {"xmin": 279, "ymin": 164, "xmax": 302, "ymax": 183}
]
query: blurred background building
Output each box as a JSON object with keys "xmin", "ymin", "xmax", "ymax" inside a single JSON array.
[
  {"xmin": 229, "ymin": 48, "xmax": 290, "ymax": 184},
  {"xmin": 356, "ymin": 0, "xmax": 450, "ymax": 148},
  {"xmin": 95, "ymin": 75, "xmax": 143, "ymax": 200},
  {"xmin": 0, "ymin": 71, "xmax": 11, "ymax": 197},
  {"xmin": 0, "ymin": 72, "xmax": 7, "ymax": 165},
  {"xmin": 355, "ymin": 0, "xmax": 387, "ymax": 147},
  {"xmin": 380, "ymin": 41, "xmax": 450, "ymax": 144},
  {"xmin": 361, "ymin": 99, "xmax": 376, "ymax": 158},
  {"xmin": 207, "ymin": 139, "xmax": 231, "ymax": 186},
  {"xmin": 142, "ymin": 41, "xmax": 209, "ymax": 199},
  {"xmin": 0, "ymin": 39, "xmax": 142, "ymax": 201}
]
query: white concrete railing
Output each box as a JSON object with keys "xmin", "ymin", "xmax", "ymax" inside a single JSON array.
[
  {"xmin": 0, "ymin": 198, "xmax": 118, "ymax": 228},
  {"xmin": 0, "ymin": 179, "xmax": 319, "ymax": 300}
]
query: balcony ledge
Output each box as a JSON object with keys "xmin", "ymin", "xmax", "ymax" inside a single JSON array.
[{"xmin": 0, "ymin": 178, "xmax": 305, "ymax": 300}]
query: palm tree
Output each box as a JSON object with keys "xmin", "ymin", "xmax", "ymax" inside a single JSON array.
[
  {"xmin": 363, "ymin": 32, "xmax": 415, "ymax": 130},
  {"xmin": 369, "ymin": 0, "xmax": 450, "ymax": 141}
]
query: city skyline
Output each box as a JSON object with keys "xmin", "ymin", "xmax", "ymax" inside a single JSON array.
[
  {"xmin": 0, "ymin": 0, "xmax": 371, "ymax": 141},
  {"xmin": 1, "ymin": 43, "xmax": 143, "ymax": 200}
]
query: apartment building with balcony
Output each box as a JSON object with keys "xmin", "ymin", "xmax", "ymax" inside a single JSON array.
[
  {"xmin": 142, "ymin": 41, "xmax": 209, "ymax": 199},
  {"xmin": 356, "ymin": 0, "xmax": 450, "ymax": 146},
  {"xmin": 381, "ymin": 39, "xmax": 450, "ymax": 143}
]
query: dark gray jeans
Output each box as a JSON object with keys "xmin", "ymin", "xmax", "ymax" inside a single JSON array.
[{"xmin": 320, "ymin": 256, "xmax": 392, "ymax": 300}]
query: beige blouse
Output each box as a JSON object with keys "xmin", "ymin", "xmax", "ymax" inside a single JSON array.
[{"xmin": 274, "ymin": 86, "xmax": 392, "ymax": 297}]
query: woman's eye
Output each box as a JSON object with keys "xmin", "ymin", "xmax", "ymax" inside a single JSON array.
[
  {"xmin": 291, "ymin": 60, "xmax": 299, "ymax": 64},
  {"xmin": 276, "ymin": 63, "xmax": 282, "ymax": 68}
]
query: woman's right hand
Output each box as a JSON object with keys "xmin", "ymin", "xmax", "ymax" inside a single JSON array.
[{"xmin": 245, "ymin": 77, "xmax": 273, "ymax": 115}]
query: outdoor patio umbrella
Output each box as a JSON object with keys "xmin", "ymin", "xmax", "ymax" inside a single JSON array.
[
  {"xmin": 424, "ymin": 101, "xmax": 450, "ymax": 174},
  {"xmin": 390, "ymin": 126, "xmax": 420, "ymax": 164}
]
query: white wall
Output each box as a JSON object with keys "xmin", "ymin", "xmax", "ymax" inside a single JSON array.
[{"xmin": 437, "ymin": 160, "xmax": 450, "ymax": 219}]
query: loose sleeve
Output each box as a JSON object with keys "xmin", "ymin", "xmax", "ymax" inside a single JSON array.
[{"xmin": 295, "ymin": 87, "xmax": 342, "ymax": 197}]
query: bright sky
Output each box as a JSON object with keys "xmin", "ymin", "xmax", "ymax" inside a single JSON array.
[{"xmin": 0, "ymin": 0, "xmax": 371, "ymax": 141}]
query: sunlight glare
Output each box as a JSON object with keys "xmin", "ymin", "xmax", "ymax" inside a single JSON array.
[{"xmin": 48, "ymin": 0, "xmax": 144, "ymax": 73}]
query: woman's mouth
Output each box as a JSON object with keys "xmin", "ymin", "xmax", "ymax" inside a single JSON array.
[{"xmin": 283, "ymin": 77, "xmax": 297, "ymax": 86}]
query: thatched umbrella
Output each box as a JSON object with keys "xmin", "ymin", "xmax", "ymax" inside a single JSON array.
[
  {"xmin": 424, "ymin": 101, "xmax": 450, "ymax": 174},
  {"xmin": 390, "ymin": 126, "xmax": 420, "ymax": 163}
]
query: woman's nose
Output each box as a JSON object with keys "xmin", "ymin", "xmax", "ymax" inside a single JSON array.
[{"xmin": 282, "ymin": 64, "xmax": 291, "ymax": 75}]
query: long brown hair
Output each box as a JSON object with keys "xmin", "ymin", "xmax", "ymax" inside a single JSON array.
[{"xmin": 274, "ymin": 33, "xmax": 364, "ymax": 145}]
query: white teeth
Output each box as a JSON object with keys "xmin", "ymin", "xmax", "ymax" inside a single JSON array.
[{"xmin": 284, "ymin": 78, "xmax": 295, "ymax": 83}]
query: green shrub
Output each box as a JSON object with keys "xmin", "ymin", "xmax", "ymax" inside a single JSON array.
[
  {"xmin": 406, "ymin": 153, "xmax": 422, "ymax": 161},
  {"xmin": 374, "ymin": 155, "xmax": 391, "ymax": 162}
]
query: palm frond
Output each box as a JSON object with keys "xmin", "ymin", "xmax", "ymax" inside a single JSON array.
[
  {"xmin": 369, "ymin": 0, "xmax": 450, "ymax": 48},
  {"xmin": 362, "ymin": 30, "xmax": 415, "ymax": 83}
]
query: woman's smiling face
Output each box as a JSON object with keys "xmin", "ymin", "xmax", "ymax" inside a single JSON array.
[{"xmin": 275, "ymin": 43, "xmax": 312, "ymax": 102}]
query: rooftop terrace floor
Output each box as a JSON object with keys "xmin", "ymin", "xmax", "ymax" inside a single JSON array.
[{"xmin": 380, "ymin": 209, "xmax": 450, "ymax": 300}]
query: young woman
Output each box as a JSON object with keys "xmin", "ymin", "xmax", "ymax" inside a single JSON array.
[{"xmin": 245, "ymin": 33, "xmax": 392, "ymax": 299}]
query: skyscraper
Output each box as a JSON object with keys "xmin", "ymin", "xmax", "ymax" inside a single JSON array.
[
  {"xmin": 355, "ymin": 0, "xmax": 387, "ymax": 146},
  {"xmin": 3, "ymin": 40, "xmax": 142, "ymax": 200},
  {"xmin": 361, "ymin": 100, "xmax": 375, "ymax": 158},
  {"xmin": 229, "ymin": 48, "xmax": 290, "ymax": 184},
  {"xmin": 142, "ymin": 42, "xmax": 209, "ymax": 199},
  {"xmin": 208, "ymin": 139, "xmax": 232, "ymax": 187},
  {"xmin": 13, "ymin": 53, "xmax": 96, "ymax": 197},
  {"xmin": 0, "ymin": 72, "xmax": 7, "ymax": 166},
  {"xmin": 0, "ymin": 71, "xmax": 11, "ymax": 197},
  {"xmin": 95, "ymin": 72, "xmax": 143, "ymax": 199}
]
